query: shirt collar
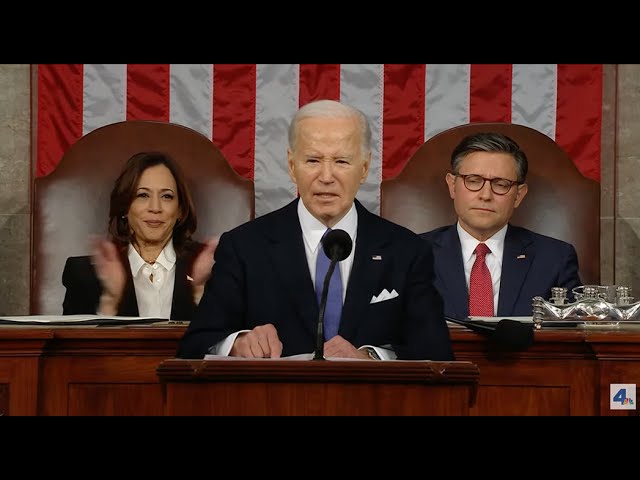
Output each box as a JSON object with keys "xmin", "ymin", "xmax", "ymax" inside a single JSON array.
[
  {"xmin": 457, "ymin": 222, "xmax": 508, "ymax": 263},
  {"xmin": 127, "ymin": 239, "xmax": 177, "ymax": 276},
  {"xmin": 297, "ymin": 200, "xmax": 358, "ymax": 254}
]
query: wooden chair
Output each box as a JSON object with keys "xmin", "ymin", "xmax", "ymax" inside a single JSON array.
[
  {"xmin": 32, "ymin": 121, "xmax": 254, "ymax": 314},
  {"xmin": 381, "ymin": 122, "xmax": 600, "ymax": 285}
]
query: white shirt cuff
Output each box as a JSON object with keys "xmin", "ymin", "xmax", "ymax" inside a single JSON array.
[
  {"xmin": 359, "ymin": 345, "xmax": 397, "ymax": 360},
  {"xmin": 210, "ymin": 330, "xmax": 251, "ymax": 356}
]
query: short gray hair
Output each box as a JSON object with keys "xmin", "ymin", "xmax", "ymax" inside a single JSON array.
[
  {"xmin": 451, "ymin": 132, "xmax": 528, "ymax": 182},
  {"xmin": 288, "ymin": 99, "xmax": 372, "ymax": 155}
]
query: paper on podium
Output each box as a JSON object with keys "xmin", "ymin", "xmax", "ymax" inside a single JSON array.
[
  {"xmin": 468, "ymin": 316, "xmax": 533, "ymax": 323},
  {"xmin": 446, "ymin": 316, "xmax": 533, "ymax": 328},
  {"xmin": 0, "ymin": 314, "xmax": 166, "ymax": 326},
  {"xmin": 204, "ymin": 353, "xmax": 368, "ymax": 361}
]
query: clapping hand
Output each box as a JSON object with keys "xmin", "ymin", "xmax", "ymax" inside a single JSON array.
[
  {"xmin": 190, "ymin": 236, "xmax": 219, "ymax": 304},
  {"xmin": 91, "ymin": 236, "xmax": 126, "ymax": 314}
]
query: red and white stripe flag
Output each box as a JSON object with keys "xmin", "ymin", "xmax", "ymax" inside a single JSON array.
[{"xmin": 36, "ymin": 64, "xmax": 603, "ymax": 217}]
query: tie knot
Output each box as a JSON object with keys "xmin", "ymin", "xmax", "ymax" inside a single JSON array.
[{"xmin": 474, "ymin": 243, "xmax": 490, "ymax": 258}]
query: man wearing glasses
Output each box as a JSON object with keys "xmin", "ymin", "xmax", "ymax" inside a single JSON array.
[{"xmin": 420, "ymin": 132, "xmax": 581, "ymax": 319}]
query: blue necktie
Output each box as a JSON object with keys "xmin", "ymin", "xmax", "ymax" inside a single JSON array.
[{"xmin": 315, "ymin": 229, "xmax": 343, "ymax": 340}]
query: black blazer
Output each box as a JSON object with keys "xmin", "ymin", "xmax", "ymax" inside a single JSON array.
[
  {"xmin": 177, "ymin": 199, "xmax": 453, "ymax": 360},
  {"xmin": 420, "ymin": 224, "xmax": 582, "ymax": 319},
  {"xmin": 62, "ymin": 243, "xmax": 202, "ymax": 320}
]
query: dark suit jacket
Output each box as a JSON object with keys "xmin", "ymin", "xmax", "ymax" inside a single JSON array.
[
  {"xmin": 177, "ymin": 199, "xmax": 453, "ymax": 360},
  {"xmin": 420, "ymin": 224, "xmax": 582, "ymax": 319},
  {"xmin": 62, "ymin": 243, "xmax": 202, "ymax": 320}
]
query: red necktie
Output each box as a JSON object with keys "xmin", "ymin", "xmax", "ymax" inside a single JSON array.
[{"xmin": 469, "ymin": 243, "xmax": 494, "ymax": 316}]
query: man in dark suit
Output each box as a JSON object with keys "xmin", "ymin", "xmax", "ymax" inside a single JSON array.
[
  {"xmin": 421, "ymin": 132, "xmax": 581, "ymax": 319},
  {"xmin": 177, "ymin": 100, "xmax": 453, "ymax": 361}
]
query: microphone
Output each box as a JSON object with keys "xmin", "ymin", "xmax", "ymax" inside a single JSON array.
[
  {"xmin": 445, "ymin": 316, "xmax": 534, "ymax": 351},
  {"xmin": 313, "ymin": 229, "xmax": 353, "ymax": 360}
]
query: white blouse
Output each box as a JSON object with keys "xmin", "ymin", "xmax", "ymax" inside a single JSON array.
[{"xmin": 127, "ymin": 240, "xmax": 177, "ymax": 318}]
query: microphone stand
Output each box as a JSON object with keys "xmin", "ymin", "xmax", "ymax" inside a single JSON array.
[{"xmin": 313, "ymin": 256, "xmax": 338, "ymax": 360}]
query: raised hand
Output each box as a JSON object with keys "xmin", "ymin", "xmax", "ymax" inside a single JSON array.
[
  {"xmin": 190, "ymin": 236, "xmax": 218, "ymax": 304},
  {"xmin": 91, "ymin": 236, "xmax": 126, "ymax": 314}
]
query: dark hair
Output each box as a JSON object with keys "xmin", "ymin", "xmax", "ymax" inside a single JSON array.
[
  {"xmin": 451, "ymin": 132, "xmax": 528, "ymax": 182},
  {"xmin": 108, "ymin": 152, "xmax": 197, "ymax": 254}
]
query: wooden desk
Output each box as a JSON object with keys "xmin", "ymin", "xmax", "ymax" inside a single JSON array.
[
  {"xmin": 0, "ymin": 326, "xmax": 183, "ymax": 416},
  {"xmin": 1, "ymin": 325, "xmax": 639, "ymax": 415},
  {"xmin": 157, "ymin": 359, "xmax": 479, "ymax": 416},
  {"xmin": 452, "ymin": 326, "xmax": 640, "ymax": 416}
]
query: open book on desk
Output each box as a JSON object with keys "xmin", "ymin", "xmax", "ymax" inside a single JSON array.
[{"xmin": 0, "ymin": 314, "xmax": 176, "ymax": 326}]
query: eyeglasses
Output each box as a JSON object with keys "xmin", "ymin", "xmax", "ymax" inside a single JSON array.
[{"xmin": 454, "ymin": 174, "xmax": 522, "ymax": 195}]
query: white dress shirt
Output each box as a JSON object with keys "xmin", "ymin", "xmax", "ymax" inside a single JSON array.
[
  {"xmin": 127, "ymin": 240, "xmax": 177, "ymax": 319},
  {"xmin": 298, "ymin": 200, "xmax": 357, "ymax": 301},
  {"xmin": 457, "ymin": 222, "xmax": 508, "ymax": 316}
]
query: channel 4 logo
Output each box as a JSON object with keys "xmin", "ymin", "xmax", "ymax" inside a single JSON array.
[{"xmin": 610, "ymin": 384, "xmax": 636, "ymax": 410}]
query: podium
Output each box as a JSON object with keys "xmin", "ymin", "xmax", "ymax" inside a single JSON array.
[{"xmin": 157, "ymin": 359, "xmax": 479, "ymax": 416}]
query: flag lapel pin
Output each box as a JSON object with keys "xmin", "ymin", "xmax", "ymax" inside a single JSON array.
[
  {"xmin": 517, "ymin": 255, "xmax": 526, "ymax": 259},
  {"xmin": 372, "ymin": 255, "xmax": 382, "ymax": 261}
]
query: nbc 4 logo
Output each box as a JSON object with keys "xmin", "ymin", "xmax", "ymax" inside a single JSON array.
[{"xmin": 610, "ymin": 384, "xmax": 636, "ymax": 410}]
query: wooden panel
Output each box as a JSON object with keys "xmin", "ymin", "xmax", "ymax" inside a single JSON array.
[
  {"xmin": 159, "ymin": 359, "xmax": 479, "ymax": 416},
  {"xmin": 454, "ymin": 328, "xmax": 601, "ymax": 415},
  {"xmin": 0, "ymin": 357, "xmax": 41, "ymax": 416},
  {"xmin": 68, "ymin": 384, "xmax": 163, "ymax": 416},
  {"xmin": 165, "ymin": 382, "xmax": 471, "ymax": 416},
  {"xmin": 0, "ymin": 384, "xmax": 7, "ymax": 416},
  {"xmin": 471, "ymin": 359, "xmax": 598, "ymax": 415},
  {"xmin": 0, "ymin": 328, "xmax": 47, "ymax": 416},
  {"xmin": 28, "ymin": 326, "xmax": 185, "ymax": 415},
  {"xmin": 40, "ymin": 356, "xmax": 171, "ymax": 416},
  {"xmin": 472, "ymin": 386, "xmax": 570, "ymax": 416},
  {"xmin": 598, "ymin": 361, "xmax": 640, "ymax": 416}
]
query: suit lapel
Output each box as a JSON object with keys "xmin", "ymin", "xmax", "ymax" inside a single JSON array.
[
  {"xmin": 497, "ymin": 225, "xmax": 535, "ymax": 316},
  {"xmin": 171, "ymin": 257, "xmax": 192, "ymax": 320},
  {"xmin": 118, "ymin": 266, "xmax": 140, "ymax": 316},
  {"xmin": 265, "ymin": 200, "xmax": 318, "ymax": 337},
  {"xmin": 434, "ymin": 227, "xmax": 469, "ymax": 319},
  {"xmin": 340, "ymin": 203, "xmax": 389, "ymax": 340}
]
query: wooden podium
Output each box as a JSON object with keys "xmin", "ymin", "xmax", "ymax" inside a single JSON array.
[
  {"xmin": 157, "ymin": 359, "xmax": 479, "ymax": 416},
  {"xmin": 3, "ymin": 325, "xmax": 639, "ymax": 415}
]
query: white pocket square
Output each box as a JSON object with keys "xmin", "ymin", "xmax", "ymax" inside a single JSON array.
[{"xmin": 370, "ymin": 288, "xmax": 399, "ymax": 304}]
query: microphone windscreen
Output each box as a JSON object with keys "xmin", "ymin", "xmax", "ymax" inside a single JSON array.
[
  {"xmin": 323, "ymin": 229, "xmax": 353, "ymax": 261},
  {"xmin": 491, "ymin": 319, "xmax": 534, "ymax": 351}
]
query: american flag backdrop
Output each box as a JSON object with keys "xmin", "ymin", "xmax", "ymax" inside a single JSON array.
[{"xmin": 36, "ymin": 64, "xmax": 603, "ymax": 217}]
